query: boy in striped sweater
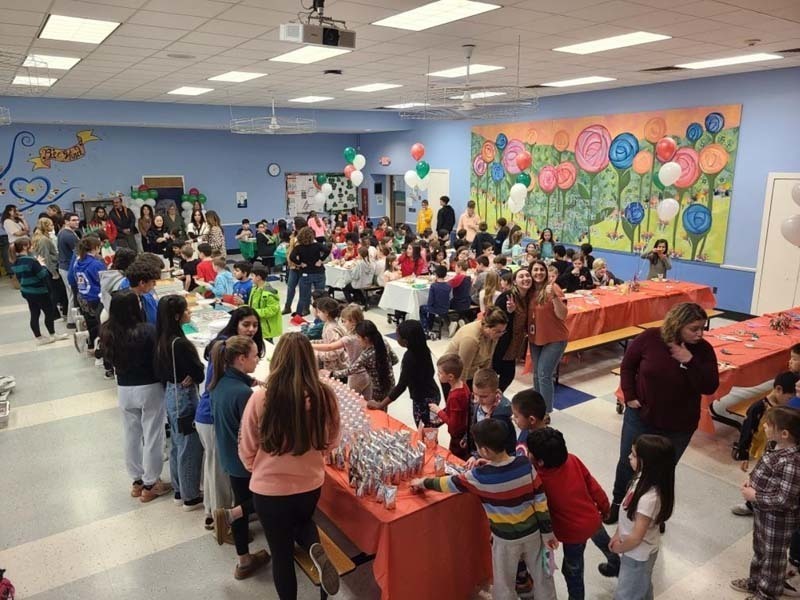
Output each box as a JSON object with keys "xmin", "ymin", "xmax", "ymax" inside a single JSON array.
[{"xmin": 411, "ymin": 418, "xmax": 558, "ymax": 600}]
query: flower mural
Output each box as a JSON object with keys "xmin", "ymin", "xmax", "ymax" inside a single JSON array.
[{"xmin": 469, "ymin": 104, "xmax": 741, "ymax": 264}]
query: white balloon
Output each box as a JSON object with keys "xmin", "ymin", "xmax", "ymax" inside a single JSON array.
[
  {"xmin": 656, "ymin": 198, "xmax": 680, "ymax": 222},
  {"xmin": 507, "ymin": 196, "xmax": 524, "ymax": 213},
  {"xmin": 133, "ymin": 198, "xmax": 145, "ymax": 208},
  {"xmin": 352, "ymin": 154, "xmax": 366, "ymax": 170},
  {"xmin": 131, "ymin": 205, "xmax": 142, "ymax": 219},
  {"xmin": 321, "ymin": 183, "xmax": 333, "ymax": 196},
  {"xmin": 181, "ymin": 201, "xmax": 193, "ymax": 210},
  {"xmin": 404, "ymin": 169, "xmax": 419, "ymax": 189},
  {"xmin": 510, "ymin": 183, "xmax": 527, "ymax": 202},
  {"xmin": 781, "ymin": 215, "xmax": 800, "ymax": 247},
  {"xmin": 792, "ymin": 183, "xmax": 800, "ymax": 208},
  {"xmin": 416, "ymin": 176, "xmax": 429, "ymax": 191},
  {"xmin": 144, "ymin": 199, "xmax": 156, "ymax": 207},
  {"xmin": 659, "ymin": 161, "xmax": 681, "ymax": 187},
  {"xmin": 313, "ymin": 191, "xmax": 326, "ymax": 211},
  {"xmin": 350, "ymin": 170, "xmax": 364, "ymax": 186}
]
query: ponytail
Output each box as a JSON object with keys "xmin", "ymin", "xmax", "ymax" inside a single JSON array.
[
  {"xmin": 8, "ymin": 236, "xmax": 32, "ymax": 262},
  {"xmin": 77, "ymin": 236, "xmax": 101, "ymax": 259},
  {"xmin": 208, "ymin": 335, "xmax": 254, "ymax": 391}
]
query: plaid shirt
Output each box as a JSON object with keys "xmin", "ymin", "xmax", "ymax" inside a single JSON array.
[{"xmin": 750, "ymin": 445, "xmax": 800, "ymax": 515}]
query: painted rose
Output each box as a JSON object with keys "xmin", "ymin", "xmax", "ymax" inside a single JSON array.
[
  {"xmin": 698, "ymin": 144, "xmax": 729, "ymax": 175},
  {"xmin": 481, "ymin": 141, "xmax": 496, "ymax": 163},
  {"xmin": 632, "ymin": 150, "xmax": 653, "ymax": 175},
  {"xmin": 608, "ymin": 132, "xmax": 639, "ymax": 170},
  {"xmin": 553, "ymin": 130, "xmax": 570, "ymax": 152},
  {"xmin": 644, "ymin": 117, "xmax": 667, "ymax": 144},
  {"xmin": 502, "ymin": 139, "xmax": 526, "ymax": 175},
  {"xmin": 575, "ymin": 124, "xmax": 611, "ymax": 174},
  {"xmin": 672, "ymin": 147, "xmax": 700, "ymax": 188},
  {"xmin": 495, "ymin": 133, "xmax": 508, "ymax": 150},
  {"xmin": 682, "ymin": 203, "xmax": 712, "ymax": 235},
  {"xmin": 555, "ymin": 161, "xmax": 577, "ymax": 190},
  {"xmin": 686, "ymin": 122, "xmax": 703, "ymax": 143},
  {"xmin": 624, "ymin": 201, "xmax": 645, "ymax": 225},
  {"xmin": 538, "ymin": 165, "xmax": 557, "ymax": 194},
  {"xmin": 491, "ymin": 162, "xmax": 505, "ymax": 183},
  {"xmin": 473, "ymin": 155, "xmax": 487, "ymax": 177},
  {"xmin": 704, "ymin": 112, "xmax": 725, "ymax": 134}
]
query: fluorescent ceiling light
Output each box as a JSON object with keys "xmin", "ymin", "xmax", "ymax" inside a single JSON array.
[
  {"xmin": 676, "ymin": 52, "xmax": 782, "ymax": 69},
  {"xmin": 554, "ymin": 31, "xmax": 671, "ymax": 55},
  {"xmin": 13, "ymin": 75, "xmax": 57, "ymax": 87},
  {"xmin": 384, "ymin": 102, "xmax": 429, "ymax": 109},
  {"xmin": 24, "ymin": 54, "xmax": 81, "ymax": 70},
  {"xmin": 541, "ymin": 76, "xmax": 615, "ymax": 87},
  {"xmin": 428, "ymin": 64, "xmax": 504, "ymax": 78},
  {"xmin": 289, "ymin": 95, "xmax": 334, "ymax": 103},
  {"xmin": 168, "ymin": 86, "xmax": 214, "ymax": 96},
  {"xmin": 346, "ymin": 83, "xmax": 402, "ymax": 93},
  {"xmin": 39, "ymin": 14, "xmax": 120, "ymax": 44},
  {"xmin": 449, "ymin": 91, "xmax": 506, "ymax": 99},
  {"xmin": 208, "ymin": 71, "xmax": 266, "ymax": 82},
  {"xmin": 373, "ymin": 0, "xmax": 500, "ymax": 31},
  {"xmin": 270, "ymin": 46, "xmax": 350, "ymax": 64}
]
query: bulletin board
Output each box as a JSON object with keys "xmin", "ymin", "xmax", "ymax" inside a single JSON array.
[{"xmin": 286, "ymin": 172, "xmax": 358, "ymax": 216}]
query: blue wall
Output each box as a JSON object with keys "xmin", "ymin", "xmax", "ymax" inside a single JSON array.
[{"xmin": 360, "ymin": 67, "xmax": 800, "ymax": 313}]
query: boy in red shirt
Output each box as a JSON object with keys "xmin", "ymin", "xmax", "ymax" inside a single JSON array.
[
  {"xmin": 432, "ymin": 353, "xmax": 471, "ymax": 459},
  {"xmin": 195, "ymin": 243, "xmax": 217, "ymax": 284},
  {"xmin": 527, "ymin": 427, "xmax": 618, "ymax": 598}
]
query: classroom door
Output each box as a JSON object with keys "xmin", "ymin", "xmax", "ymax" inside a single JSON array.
[{"xmin": 752, "ymin": 173, "xmax": 800, "ymax": 314}]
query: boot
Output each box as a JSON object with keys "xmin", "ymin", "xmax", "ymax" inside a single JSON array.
[
  {"xmin": 281, "ymin": 305, "xmax": 291, "ymax": 315},
  {"xmin": 603, "ymin": 502, "xmax": 620, "ymax": 525}
]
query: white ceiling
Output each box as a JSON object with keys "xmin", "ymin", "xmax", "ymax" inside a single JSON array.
[{"xmin": 0, "ymin": 0, "xmax": 798, "ymax": 111}]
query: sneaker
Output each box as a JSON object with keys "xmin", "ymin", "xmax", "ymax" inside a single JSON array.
[
  {"xmin": 173, "ymin": 492, "xmax": 182, "ymax": 505},
  {"xmin": 458, "ymin": 318, "xmax": 466, "ymax": 328},
  {"xmin": 140, "ymin": 480, "xmax": 173, "ymax": 503},
  {"xmin": 514, "ymin": 573, "xmax": 533, "ymax": 594},
  {"xmin": 448, "ymin": 321, "xmax": 459, "ymax": 337},
  {"xmin": 66, "ymin": 322, "xmax": 77, "ymax": 330},
  {"xmin": 73, "ymin": 331, "xmax": 89, "ymax": 354},
  {"xmin": 94, "ymin": 357, "xmax": 105, "ymax": 367},
  {"xmin": 598, "ymin": 561, "xmax": 620, "ymax": 578},
  {"xmin": 182, "ymin": 496, "xmax": 204, "ymax": 511},
  {"xmin": 309, "ymin": 542, "xmax": 340, "ymax": 595},
  {"xmin": 213, "ymin": 508, "xmax": 231, "ymax": 545},
  {"xmin": 730, "ymin": 578, "xmax": 755, "ymax": 593},
  {"xmin": 281, "ymin": 306, "xmax": 292, "ymax": 315},
  {"xmin": 104, "ymin": 369, "xmax": 115, "ymax": 380},
  {"xmin": 36, "ymin": 336, "xmax": 55, "ymax": 346},
  {"xmin": 130, "ymin": 480, "xmax": 144, "ymax": 498},
  {"xmin": 204, "ymin": 515, "xmax": 214, "ymax": 531},
  {"xmin": 290, "ymin": 314, "xmax": 307, "ymax": 326},
  {"xmin": 234, "ymin": 549, "xmax": 270, "ymax": 580},
  {"xmin": 604, "ymin": 502, "xmax": 620, "ymax": 525},
  {"xmin": 50, "ymin": 333, "xmax": 69, "ymax": 342},
  {"xmin": 731, "ymin": 503, "xmax": 753, "ymax": 516}
]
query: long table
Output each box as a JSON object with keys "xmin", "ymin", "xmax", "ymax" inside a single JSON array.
[{"xmin": 318, "ymin": 410, "xmax": 492, "ymax": 600}]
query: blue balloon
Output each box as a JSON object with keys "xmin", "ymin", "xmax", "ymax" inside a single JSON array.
[
  {"xmin": 704, "ymin": 112, "xmax": 725, "ymax": 134},
  {"xmin": 495, "ymin": 133, "xmax": 508, "ymax": 151},
  {"xmin": 491, "ymin": 162, "xmax": 505, "ymax": 182},
  {"xmin": 682, "ymin": 203, "xmax": 712, "ymax": 235},
  {"xmin": 624, "ymin": 201, "xmax": 645, "ymax": 226},
  {"xmin": 686, "ymin": 122, "xmax": 703, "ymax": 142},
  {"xmin": 608, "ymin": 132, "xmax": 639, "ymax": 170}
]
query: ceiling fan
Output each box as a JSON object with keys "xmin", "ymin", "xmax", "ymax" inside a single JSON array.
[{"xmin": 229, "ymin": 97, "xmax": 316, "ymax": 135}]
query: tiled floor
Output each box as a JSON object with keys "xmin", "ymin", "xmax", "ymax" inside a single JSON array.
[{"xmin": 0, "ymin": 276, "xmax": 755, "ymax": 599}]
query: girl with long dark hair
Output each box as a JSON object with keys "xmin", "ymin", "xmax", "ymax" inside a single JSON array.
[
  {"xmin": 328, "ymin": 319, "xmax": 398, "ymax": 403},
  {"xmin": 186, "ymin": 209, "xmax": 208, "ymax": 241},
  {"xmin": 154, "ymin": 295, "xmax": 205, "ymax": 511},
  {"xmin": 641, "ymin": 238, "xmax": 671, "ymax": 280},
  {"xmin": 101, "ymin": 290, "xmax": 171, "ymax": 502},
  {"xmin": 239, "ymin": 332, "xmax": 341, "ymax": 598}
]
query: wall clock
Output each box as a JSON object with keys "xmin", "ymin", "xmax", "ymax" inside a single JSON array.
[{"xmin": 267, "ymin": 163, "xmax": 281, "ymax": 177}]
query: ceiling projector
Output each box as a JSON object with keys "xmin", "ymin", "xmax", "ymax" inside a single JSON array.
[{"xmin": 279, "ymin": 23, "xmax": 356, "ymax": 50}]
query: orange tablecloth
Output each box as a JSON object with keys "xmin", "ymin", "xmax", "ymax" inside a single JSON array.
[
  {"xmin": 318, "ymin": 410, "xmax": 492, "ymax": 600},
  {"xmin": 564, "ymin": 281, "xmax": 716, "ymax": 340}
]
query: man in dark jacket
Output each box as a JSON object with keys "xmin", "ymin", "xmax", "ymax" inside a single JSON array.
[
  {"xmin": 109, "ymin": 195, "xmax": 137, "ymax": 250},
  {"xmin": 436, "ymin": 195, "xmax": 456, "ymax": 242}
]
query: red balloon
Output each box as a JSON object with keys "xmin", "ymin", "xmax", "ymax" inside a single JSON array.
[
  {"xmin": 138, "ymin": 184, "xmax": 148, "ymax": 192},
  {"xmin": 655, "ymin": 137, "xmax": 677, "ymax": 163},
  {"xmin": 410, "ymin": 142, "xmax": 425, "ymax": 161},
  {"xmin": 189, "ymin": 187, "xmax": 200, "ymax": 196},
  {"xmin": 515, "ymin": 151, "xmax": 532, "ymax": 171},
  {"xmin": 344, "ymin": 164, "xmax": 356, "ymax": 178}
]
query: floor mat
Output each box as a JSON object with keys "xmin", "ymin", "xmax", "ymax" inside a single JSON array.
[{"xmin": 554, "ymin": 384, "xmax": 595, "ymax": 410}]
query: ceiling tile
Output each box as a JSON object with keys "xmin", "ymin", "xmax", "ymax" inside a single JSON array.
[
  {"xmin": 512, "ymin": 0, "xmax": 610, "ymax": 12},
  {"xmin": 214, "ymin": 5, "xmax": 296, "ymax": 26},
  {"xmin": 0, "ymin": 9, "xmax": 45, "ymax": 26},
  {"xmin": 673, "ymin": 0, "xmax": 739, "ymax": 17},
  {"xmin": 142, "ymin": 0, "xmax": 228, "ymax": 18},
  {"xmin": 196, "ymin": 20, "xmax": 270, "ymax": 38},
  {"xmin": 114, "ymin": 24, "xmax": 188, "ymax": 41},
  {"xmin": 127, "ymin": 10, "xmax": 208, "ymax": 29},
  {"xmin": 50, "ymin": 0, "xmax": 135, "ymax": 21},
  {"xmin": 104, "ymin": 35, "xmax": 173, "ymax": 50}
]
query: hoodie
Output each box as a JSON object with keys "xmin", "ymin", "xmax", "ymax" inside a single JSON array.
[
  {"xmin": 71, "ymin": 254, "xmax": 106, "ymax": 302},
  {"xmin": 249, "ymin": 282, "xmax": 282, "ymax": 340},
  {"xmin": 210, "ymin": 270, "xmax": 235, "ymax": 297}
]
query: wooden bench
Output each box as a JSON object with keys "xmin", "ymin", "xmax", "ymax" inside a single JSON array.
[
  {"xmin": 637, "ymin": 308, "xmax": 724, "ymax": 331},
  {"xmin": 556, "ymin": 326, "xmax": 643, "ymax": 385},
  {"xmin": 294, "ymin": 528, "xmax": 357, "ymax": 589},
  {"xmin": 709, "ymin": 393, "xmax": 761, "ymax": 430}
]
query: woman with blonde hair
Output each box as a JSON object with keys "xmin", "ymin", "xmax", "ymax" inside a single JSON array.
[
  {"xmin": 32, "ymin": 217, "xmax": 68, "ymax": 319},
  {"xmin": 205, "ymin": 210, "xmax": 226, "ymax": 258},
  {"xmin": 606, "ymin": 302, "xmax": 719, "ymax": 524},
  {"xmin": 239, "ymin": 332, "xmax": 341, "ymax": 598}
]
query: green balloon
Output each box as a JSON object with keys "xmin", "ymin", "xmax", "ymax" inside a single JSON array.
[
  {"xmin": 343, "ymin": 146, "xmax": 357, "ymax": 164},
  {"xmin": 316, "ymin": 173, "xmax": 327, "ymax": 185},
  {"xmin": 416, "ymin": 160, "xmax": 430, "ymax": 179},
  {"xmin": 148, "ymin": 189, "xmax": 158, "ymax": 199},
  {"xmin": 181, "ymin": 193, "xmax": 189, "ymax": 202},
  {"xmin": 516, "ymin": 172, "xmax": 531, "ymax": 187},
  {"xmin": 653, "ymin": 171, "xmax": 665, "ymax": 190},
  {"xmin": 189, "ymin": 194, "xmax": 198, "ymax": 203},
  {"xmin": 131, "ymin": 190, "xmax": 139, "ymax": 199},
  {"xmin": 198, "ymin": 194, "xmax": 207, "ymax": 204}
]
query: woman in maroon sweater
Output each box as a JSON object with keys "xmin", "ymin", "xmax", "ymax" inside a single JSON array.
[{"xmin": 606, "ymin": 302, "xmax": 719, "ymax": 524}]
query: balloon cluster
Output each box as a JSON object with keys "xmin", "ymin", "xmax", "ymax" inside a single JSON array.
[
  {"xmin": 343, "ymin": 147, "xmax": 366, "ymax": 187},
  {"xmin": 180, "ymin": 187, "xmax": 207, "ymax": 205},
  {"xmin": 130, "ymin": 184, "xmax": 158, "ymax": 201},
  {"xmin": 403, "ymin": 143, "xmax": 430, "ymax": 191},
  {"xmin": 507, "ymin": 150, "xmax": 533, "ymax": 213},
  {"xmin": 312, "ymin": 174, "xmax": 334, "ymax": 212},
  {"xmin": 781, "ymin": 183, "xmax": 800, "ymax": 247}
]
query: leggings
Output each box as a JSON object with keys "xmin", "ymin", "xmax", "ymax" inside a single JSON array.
[
  {"xmin": 229, "ymin": 475, "xmax": 254, "ymax": 557},
  {"xmin": 78, "ymin": 297, "xmax": 101, "ymax": 349},
  {"xmin": 22, "ymin": 292, "xmax": 56, "ymax": 337},
  {"xmin": 253, "ymin": 487, "xmax": 322, "ymax": 600},
  {"xmin": 47, "ymin": 274, "xmax": 68, "ymax": 317}
]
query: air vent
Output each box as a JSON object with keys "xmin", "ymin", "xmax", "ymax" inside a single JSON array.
[
  {"xmin": 524, "ymin": 84, "xmax": 546, "ymax": 89},
  {"xmin": 323, "ymin": 69, "xmax": 343, "ymax": 75},
  {"xmin": 640, "ymin": 66, "xmax": 684, "ymax": 72},
  {"xmin": 166, "ymin": 53, "xmax": 195, "ymax": 60}
]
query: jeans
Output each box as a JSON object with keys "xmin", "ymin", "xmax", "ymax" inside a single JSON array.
[
  {"xmin": 491, "ymin": 533, "xmax": 556, "ymax": 600},
  {"xmin": 592, "ymin": 525, "xmax": 620, "ymax": 567},
  {"xmin": 77, "ymin": 297, "xmax": 101, "ymax": 348},
  {"xmin": 253, "ymin": 487, "xmax": 322, "ymax": 600},
  {"xmin": 297, "ymin": 272, "xmax": 326, "ymax": 315},
  {"xmin": 615, "ymin": 552, "xmax": 658, "ymax": 600},
  {"xmin": 165, "ymin": 383, "xmax": 204, "ymax": 501},
  {"xmin": 22, "ymin": 292, "xmax": 56, "ymax": 337},
  {"xmin": 118, "ymin": 383, "xmax": 166, "ymax": 486},
  {"xmin": 611, "ymin": 406, "xmax": 694, "ymax": 503},
  {"xmin": 562, "ymin": 542, "xmax": 586, "ymax": 600},
  {"xmin": 58, "ymin": 267, "xmax": 76, "ymax": 325},
  {"xmin": 343, "ymin": 283, "xmax": 365, "ymax": 304},
  {"xmin": 529, "ymin": 340, "xmax": 568, "ymax": 413},
  {"xmin": 230, "ymin": 474, "xmax": 254, "ymax": 557},
  {"xmin": 284, "ymin": 269, "xmax": 299, "ymax": 311},
  {"xmin": 196, "ymin": 423, "xmax": 232, "ymax": 516}
]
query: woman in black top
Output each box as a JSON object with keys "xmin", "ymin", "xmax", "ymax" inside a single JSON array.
[
  {"xmin": 146, "ymin": 215, "xmax": 171, "ymax": 259},
  {"xmin": 101, "ymin": 291, "xmax": 172, "ymax": 502},
  {"xmin": 155, "ymin": 295, "xmax": 205, "ymax": 510},
  {"xmin": 372, "ymin": 319, "xmax": 440, "ymax": 426},
  {"xmin": 556, "ymin": 255, "xmax": 594, "ymax": 292},
  {"xmin": 289, "ymin": 226, "xmax": 330, "ymax": 316}
]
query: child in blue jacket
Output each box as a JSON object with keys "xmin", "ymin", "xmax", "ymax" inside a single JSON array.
[
  {"xmin": 420, "ymin": 264, "xmax": 451, "ymax": 337},
  {"xmin": 209, "ymin": 257, "xmax": 235, "ymax": 298},
  {"xmin": 69, "ymin": 236, "xmax": 106, "ymax": 352}
]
